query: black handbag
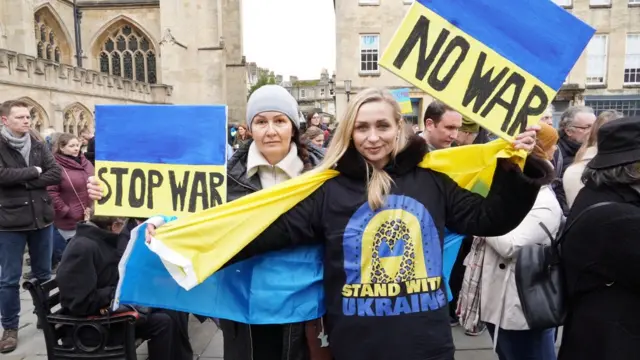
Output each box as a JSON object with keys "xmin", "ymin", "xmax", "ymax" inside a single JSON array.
[{"xmin": 515, "ymin": 201, "xmax": 614, "ymax": 330}]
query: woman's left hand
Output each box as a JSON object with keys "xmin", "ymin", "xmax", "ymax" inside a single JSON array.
[{"xmin": 512, "ymin": 125, "xmax": 540, "ymax": 153}]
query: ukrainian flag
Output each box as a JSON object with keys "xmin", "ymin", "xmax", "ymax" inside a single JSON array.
[{"xmin": 115, "ymin": 140, "xmax": 525, "ymax": 323}]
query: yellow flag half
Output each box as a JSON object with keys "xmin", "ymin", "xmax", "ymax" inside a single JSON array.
[{"xmin": 148, "ymin": 140, "xmax": 525, "ymax": 290}]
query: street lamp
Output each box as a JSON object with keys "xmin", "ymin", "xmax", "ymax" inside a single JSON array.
[
  {"xmin": 344, "ymin": 80, "xmax": 352, "ymax": 103},
  {"xmin": 329, "ymin": 74, "xmax": 337, "ymax": 118}
]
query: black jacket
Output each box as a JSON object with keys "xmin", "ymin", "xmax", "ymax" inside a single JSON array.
[
  {"xmin": 57, "ymin": 223, "xmax": 121, "ymax": 316},
  {"xmin": 85, "ymin": 136, "xmax": 95, "ymax": 166},
  {"xmin": 0, "ymin": 135, "xmax": 61, "ymax": 231},
  {"xmin": 232, "ymin": 136, "xmax": 553, "ymax": 360},
  {"xmin": 559, "ymin": 183, "xmax": 640, "ymax": 360},
  {"xmin": 221, "ymin": 140, "xmax": 327, "ymax": 360}
]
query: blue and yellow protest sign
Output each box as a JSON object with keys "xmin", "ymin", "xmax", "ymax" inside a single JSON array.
[
  {"xmin": 379, "ymin": 0, "xmax": 594, "ymax": 141},
  {"xmin": 94, "ymin": 105, "xmax": 227, "ymax": 218},
  {"xmin": 390, "ymin": 88, "xmax": 413, "ymax": 114}
]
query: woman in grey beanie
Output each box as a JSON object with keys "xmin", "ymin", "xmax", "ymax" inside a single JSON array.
[{"xmin": 220, "ymin": 84, "xmax": 331, "ymax": 360}]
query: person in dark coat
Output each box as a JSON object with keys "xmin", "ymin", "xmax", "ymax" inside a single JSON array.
[
  {"xmin": 0, "ymin": 100, "xmax": 61, "ymax": 353},
  {"xmin": 164, "ymin": 88, "xmax": 552, "ymax": 360},
  {"xmin": 559, "ymin": 117, "xmax": 640, "ymax": 360},
  {"xmin": 56, "ymin": 216, "xmax": 193, "ymax": 360},
  {"xmin": 85, "ymin": 136, "xmax": 95, "ymax": 166}
]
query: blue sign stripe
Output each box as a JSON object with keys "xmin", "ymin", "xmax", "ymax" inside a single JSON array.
[
  {"xmin": 417, "ymin": 0, "xmax": 594, "ymax": 90},
  {"xmin": 95, "ymin": 105, "xmax": 227, "ymax": 165}
]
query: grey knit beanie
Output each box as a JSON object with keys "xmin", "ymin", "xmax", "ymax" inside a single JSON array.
[{"xmin": 246, "ymin": 85, "xmax": 300, "ymax": 129}]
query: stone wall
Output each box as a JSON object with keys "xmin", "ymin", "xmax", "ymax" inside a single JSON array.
[
  {"xmin": 1, "ymin": 0, "xmax": 246, "ymax": 129},
  {"xmin": 0, "ymin": 48, "xmax": 173, "ymax": 131}
]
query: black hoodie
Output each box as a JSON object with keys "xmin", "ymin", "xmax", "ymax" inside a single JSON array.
[
  {"xmin": 57, "ymin": 222, "xmax": 121, "ymax": 316},
  {"xmin": 228, "ymin": 135, "xmax": 554, "ymax": 360}
]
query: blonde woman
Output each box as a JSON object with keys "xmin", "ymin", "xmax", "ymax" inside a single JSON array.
[
  {"xmin": 144, "ymin": 88, "xmax": 552, "ymax": 360},
  {"xmin": 562, "ymin": 110, "xmax": 623, "ymax": 208}
]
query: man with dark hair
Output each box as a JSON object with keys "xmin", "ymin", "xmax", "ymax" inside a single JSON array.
[
  {"xmin": 422, "ymin": 100, "xmax": 463, "ymax": 151},
  {"xmin": 0, "ymin": 99, "xmax": 61, "ymax": 353},
  {"xmin": 57, "ymin": 216, "xmax": 193, "ymax": 360}
]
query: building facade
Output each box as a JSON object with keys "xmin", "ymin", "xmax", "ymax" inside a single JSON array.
[
  {"xmin": 334, "ymin": 0, "xmax": 640, "ymax": 128},
  {"xmin": 0, "ymin": 0, "xmax": 247, "ymax": 135},
  {"xmin": 284, "ymin": 69, "xmax": 336, "ymax": 122},
  {"xmin": 555, "ymin": 0, "xmax": 640, "ymax": 124}
]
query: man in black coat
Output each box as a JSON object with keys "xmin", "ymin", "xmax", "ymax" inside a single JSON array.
[
  {"xmin": 0, "ymin": 100, "xmax": 61, "ymax": 353},
  {"xmin": 57, "ymin": 216, "xmax": 193, "ymax": 360}
]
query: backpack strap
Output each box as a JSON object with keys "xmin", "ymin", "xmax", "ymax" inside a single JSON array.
[{"xmin": 539, "ymin": 201, "xmax": 615, "ymax": 246}]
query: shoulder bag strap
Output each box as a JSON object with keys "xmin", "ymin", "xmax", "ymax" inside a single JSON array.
[{"xmin": 62, "ymin": 167, "xmax": 88, "ymax": 218}]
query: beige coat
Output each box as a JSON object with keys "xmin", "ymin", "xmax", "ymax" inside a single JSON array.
[
  {"xmin": 480, "ymin": 185, "xmax": 563, "ymax": 330},
  {"xmin": 563, "ymin": 146, "xmax": 597, "ymax": 208}
]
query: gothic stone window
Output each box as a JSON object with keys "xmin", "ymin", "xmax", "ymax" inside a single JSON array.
[
  {"xmin": 63, "ymin": 105, "xmax": 93, "ymax": 135},
  {"xmin": 34, "ymin": 11, "xmax": 67, "ymax": 63},
  {"xmin": 98, "ymin": 25, "xmax": 157, "ymax": 83},
  {"xmin": 29, "ymin": 107, "xmax": 45, "ymax": 133}
]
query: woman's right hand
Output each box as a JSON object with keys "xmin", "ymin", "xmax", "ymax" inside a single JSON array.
[
  {"xmin": 146, "ymin": 224, "xmax": 156, "ymax": 244},
  {"xmin": 87, "ymin": 176, "xmax": 104, "ymax": 201}
]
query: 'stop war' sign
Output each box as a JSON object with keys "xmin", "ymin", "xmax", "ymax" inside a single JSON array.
[
  {"xmin": 379, "ymin": 0, "xmax": 595, "ymax": 141},
  {"xmin": 94, "ymin": 105, "xmax": 228, "ymax": 218}
]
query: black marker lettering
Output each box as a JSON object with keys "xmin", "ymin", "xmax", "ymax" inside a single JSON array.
[
  {"xmin": 188, "ymin": 171, "xmax": 209, "ymax": 212},
  {"xmin": 147, "ymin": 170, "xmax": 163, "ymax": 209},
  {"xmin": 169, "ymin": 171, "xmax": 190, "ymax": 212},
  {"xmin": 129, "ymin": 168, "xmax": 146, "ymax": 208},
  {"xmin": 392, "ymin": 16, "xmax": 451, "ymax": 81},
  {"xmin": 110, "ymin": 167, "xmax": 129, "ymax": 207},
  {"xmin": 480, "ymin": 72, "xmax": 526, "ymax": 136},
  {"xmin": 427, "ymin": 35, "xmax": 469, "ymax": 91},
  {"xmin": 462, "ymin": 52, "xmax": 509, "ymax": 113},
  {"xmin": 97, "ymin": 167, "xmax": 112, "ymax": 205},
  {"xmin": 511, "ymin": 85, "xmax": 549, "ymax": 135},
  {"xmin": 209, "ymin": 172, "xmax": 225, "ymax": 207}
]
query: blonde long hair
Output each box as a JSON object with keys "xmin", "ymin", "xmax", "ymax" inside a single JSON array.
[
  {"xmin": 574, "ymin": 110, "xmax": 623, "ymax": 163},
  {"xmin": 310, "ymin": 88, "xmax": 408, "ymax": 209}
]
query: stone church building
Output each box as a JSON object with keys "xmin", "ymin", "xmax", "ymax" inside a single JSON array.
[{"xmin": 0, "ymin": 0, "xmax": 246, "ymax": 136}]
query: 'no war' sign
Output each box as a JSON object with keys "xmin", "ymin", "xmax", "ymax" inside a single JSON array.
[
  {"xmin": 380, "ymin": 0, "xmax": 595, "ymax": 141},
  {"xmin": 94, "ymin": 105, "xmax": 228, "ymax": 218}
]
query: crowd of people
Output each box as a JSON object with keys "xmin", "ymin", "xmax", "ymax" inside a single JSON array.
[{"xmin": 0, "ymin": 85, "xmax": 638, "ymax": 360}]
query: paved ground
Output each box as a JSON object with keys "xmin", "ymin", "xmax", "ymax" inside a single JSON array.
[{"xmin": 2, "ymin": 260, "xmax": 558, "ymax": 359}]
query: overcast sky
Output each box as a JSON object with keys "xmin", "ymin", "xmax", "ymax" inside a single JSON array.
[{"xmin": 242, "ymin": 0, "xmax": 336, "ymax": 80}]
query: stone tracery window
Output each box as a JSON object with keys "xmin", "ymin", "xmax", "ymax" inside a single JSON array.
[
  {"xmin": 34, "ymin": 11, "xmax": 66, "ymax": 63},
  {"xmin": 63, "ymin": 104, "xmax": 93, "ymax": 136},
  {"xmin": 30, "ymin": 108, "xmax": 44, "ymax": 133},
  {"xmin": 98, "ymin": 25, "xmax": 157, "ymax": 83}
]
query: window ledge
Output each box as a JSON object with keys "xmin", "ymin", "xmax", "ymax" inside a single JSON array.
[
  {"xmin": 585, "ymin": 84, "xmax": 607, "ymax": 89},
  {"xmin": 359, "ymin": 71, "xmax": 381, "ymax": 77},
  {"xmin": 358, "ymin": 2, "xmax": 380, "ymax": 6},
  {"xmin": 589, "ymin": 3, "xmax": 612, "ymax": 9},
  {"xmin": 630, "ymin": 3, "xmax": 640, "ymax": 7},
  {"xmin": 561, "ymin": 5, "xmax": 574, "ymax": 9},
  {"xmin": 623, "ymin": 84, "xmax": 640, "ymax": 89}
]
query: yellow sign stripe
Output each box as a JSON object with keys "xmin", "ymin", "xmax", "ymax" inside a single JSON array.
[
  {"xmin": 379, "ymin": 2, "xmax": 557, "ymax": 141},
  {"xmin": 95, "ymin": 160, "xmax": 227, "ymax": 218}
]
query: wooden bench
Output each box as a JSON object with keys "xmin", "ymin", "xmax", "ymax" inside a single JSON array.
[{"xmin": 22, "ymin": 278, "xmax": 142, "ymax": 360}]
